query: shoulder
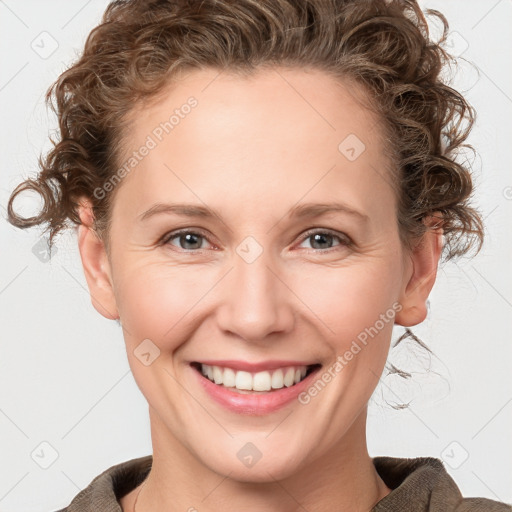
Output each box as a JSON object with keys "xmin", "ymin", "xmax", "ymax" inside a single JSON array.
[
  {"xmin": 51, "ymin": 455, "xmax": 153, "ymax": 512},
  {"xmin": 372, "ymin": 456, "xmax": 511, "ymax": 512}
]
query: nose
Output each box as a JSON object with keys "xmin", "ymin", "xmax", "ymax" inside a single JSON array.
[{"xmin": 215, "ymin": 248, "xmax": 295, "ymax": 343}]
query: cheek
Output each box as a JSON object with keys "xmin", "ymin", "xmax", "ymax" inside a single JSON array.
[
  {"xmin": 113, "ymin": 263, "xmax": 203, "ymax": 408},
  {"xmin": 113, "ymin": 261, "xmax": 203, "ymax": 348},
  {"xmin": 289, "ymin": 259, "xmax": 401, "ymax": 344},
  {"xmin": 112, "ymin": 239, "xmax": 403, "ymax": 357}
]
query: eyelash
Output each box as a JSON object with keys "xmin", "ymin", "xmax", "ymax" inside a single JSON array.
[{"xmin": 159, "ymin": 227, "xmax": 352, "ymax": 253}]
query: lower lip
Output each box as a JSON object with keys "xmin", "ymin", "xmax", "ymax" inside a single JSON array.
[{"xmin": 191, "ymin": 365, "xmax": 321, "ymax": 415}]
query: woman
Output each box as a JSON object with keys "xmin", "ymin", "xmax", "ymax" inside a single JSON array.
[{"xmin": 7, "ymin": 0, "xmax": 510, "ymax": 510}]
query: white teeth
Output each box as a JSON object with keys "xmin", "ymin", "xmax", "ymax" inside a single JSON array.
[
  {"xmin": 199, "ymin": 364, "xmax": 311, "ymax": 392},
  {"xmin": 271, "ymin": 369, "xmax": 284, "ymax": 389},
  {"xmin": 283, "ymin": 368, "xmax": 295, "ymax": 387},
  {"xmin": 223, "ymin": 367, "xmax": 236, "ymax": 387},
  {"xmin": 213, "ymin": 366, "xmax": 223, "ymax": 384},
  {"xmin": 235, "ymin": 371, "xmax": 252, "ymax": 390},
  {"xmin": 253, "ymin": 371, "xmax": 271, "ymax": 391}
]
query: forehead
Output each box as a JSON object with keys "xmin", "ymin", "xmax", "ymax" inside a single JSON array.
[
  {"xmin": 114, "ymin": 67, "xmax": 396, "ymax": 223},
  {"xmin": 126, "ymin": 66, "xmax": 382, "ymax": 151}
]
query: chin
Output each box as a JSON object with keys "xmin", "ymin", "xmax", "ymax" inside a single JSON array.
[{"xmin": 196, "ymin": 439, "xmax": 310, "ymax": 483}]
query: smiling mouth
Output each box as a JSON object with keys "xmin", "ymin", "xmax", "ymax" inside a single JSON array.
[{"xmin": 190, "ymin": 362, "xmax": 321, "ymax": 394}]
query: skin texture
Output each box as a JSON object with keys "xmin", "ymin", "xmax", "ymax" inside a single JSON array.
[{"xmin": 77, "ymin": 67, "xmax": 443, "ymax": 512}]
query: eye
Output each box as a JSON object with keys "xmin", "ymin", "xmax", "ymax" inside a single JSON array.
[
  {"xmin": 160, "ymin": 229, "xmax": 214, "ymax": 251},
  {"xmin": 159, "ymin": 227, "xmax": 351, "ymax": 253},
  {"xmin": 296, "ymin": 229, "xmax": 351, "ymax": 251}
]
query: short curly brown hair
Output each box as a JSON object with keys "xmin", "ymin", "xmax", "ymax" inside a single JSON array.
[{"xmin": 7, "ymin": 0, "xmax": 484, "ymax": 262}]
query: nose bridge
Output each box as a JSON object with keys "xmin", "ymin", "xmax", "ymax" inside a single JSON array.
[{"xmin": 216, "ymin": 236, "xmax": 294, "ymax": 341}]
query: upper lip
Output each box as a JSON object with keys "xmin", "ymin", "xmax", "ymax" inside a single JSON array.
[{"xmin": 193, "ymin": 360, "xmax": 319, "ymax": 373}]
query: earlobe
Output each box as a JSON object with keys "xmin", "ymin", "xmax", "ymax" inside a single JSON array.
[
  {"xmin": 395, "ymin": 214, "xmax": 444, "ymax": 327},
  {"xmin": 77, "ymin": 198, "xmax": 119, "ymax": 320}
]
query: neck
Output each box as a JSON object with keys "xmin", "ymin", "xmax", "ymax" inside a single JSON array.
[{"xmin": 124, "ymin": 406, "xmax": 390, "ymax": 512}]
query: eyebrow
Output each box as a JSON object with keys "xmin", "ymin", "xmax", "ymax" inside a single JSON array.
[{"xmin": 137, "ymin": 201, "xmax": 369, "ymax": 224}]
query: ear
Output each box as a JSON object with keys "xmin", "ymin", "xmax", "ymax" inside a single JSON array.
[
  {"xmin": 395, "ymin": 213, "xmax": 444, "ymax": 327},
  {"xmin": 76, "ymin": 197, "xmax": 119, "ymax": 320}
]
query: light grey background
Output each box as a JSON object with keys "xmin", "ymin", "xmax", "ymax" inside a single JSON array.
[{"xmin": 1, "ymin": 0, "xmax": 511, "ymax": 510}]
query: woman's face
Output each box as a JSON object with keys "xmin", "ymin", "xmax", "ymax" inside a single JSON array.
[{"xmin": 79, "ymin": 67, "xmax": 439, "ymax": 481}]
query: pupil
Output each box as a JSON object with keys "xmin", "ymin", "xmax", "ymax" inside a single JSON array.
[
  {"xmin": 181, "ymin": 233, "xmax": 201, "ymax": 250},
  {"xmin": 311, "ymin": 233, "xmax": 332, "ymax": 249}
]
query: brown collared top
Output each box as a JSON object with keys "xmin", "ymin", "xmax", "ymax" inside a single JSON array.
[{"xmin": 53, "ymin": 454, "xmax": 511, "ymax": 512}]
